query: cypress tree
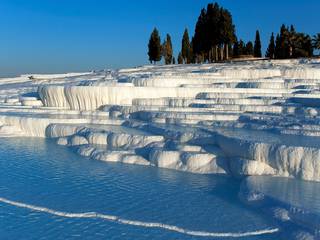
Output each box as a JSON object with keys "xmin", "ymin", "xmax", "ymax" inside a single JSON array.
[
  {"xmin": 181, "ymin": 28, "xmax": 191, "ymax": 63},
  {"xmin": 148, "ymin": 28, "xmax": 162, "ymax": 64},
  {"xmin": 313, "ymin": 33, "xmax": 320, "ymax": 51},
  {"xmin": 238, "ymin": 39, "xmax": 245, "ymax": 55},
  {"xmin": 303, "ymin": 35, "xmax": 313, "ymax": 57},
  {"xmin": 188, "ymin": 43, "xmax": 194, "ymax": 63},
  {"xmin": 279, "ymin": 24, "xmax": 290, "ymax": 59},
  {"xmin": 287, "ymin": 25, "xmax": 296, "ymax": 58},
  {"xmin": 218, "ymin": 7, "xmax": 236, "ymax": 60},
  {"xmin": 293, "ymin": 33, "xmax": 313, "ymax": 58},
  {"xmin": 193, "ymin": 8, "xmax": 207, "ymax": 62},
  {"xmin": 274, "ymin": 24, "xmax": 314, "ymax": 59},
  {"xmin": 228, "ymin": 44, "xmax": 233, "ymax": 58},
  {"xmin": 274, "ymin": 33, "xmax": 281, "ymax": 59},
  {"xmin": 192, "ymin": 3, "xmax": 236, "ymax": 62},
  {"xmin": 178, "ymin": 52, "xmax": 183, "ymax": 64},
  {"xmin": 162, "ymin": 34, "xmax": 173, "ymax": 64},
  {"xmin": 266, "ymin": 33, "xmax": 275, "ymax": 59},
  {"xmin": 254, "ymin": 30, "xmax": 262, "ymax": 57},
  {"xmin": 207, "ymin": 3, "xmax": 221, "ymax": 62},
  {"xmin": 245, "ymin": 41, "xmax": 254, "ymax": 55},
  {"xmin": 233, "ymin": 40, "xmax": 239, "ymax": 57}
]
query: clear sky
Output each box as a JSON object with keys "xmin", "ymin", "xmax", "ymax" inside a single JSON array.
[{"xmin": 0, "ymin": 0, "xmax": 319, "ymax": 76}]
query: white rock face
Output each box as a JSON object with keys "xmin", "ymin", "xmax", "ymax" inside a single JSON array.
[
  {"xmin": 39, "ymin": 85, "xmax": 236, "ymax": 110},
  {"xmin": 133, "ymin": 76, "xmax": 228, "ymax": 87},
  {"xmin": 86, "ymin": 132, "xmax": 109, "ymax": 145},
  {"xmin": 38, "ymin": 85, "xmax": 293, "ymax": 110},
  {"xmin": 220, "ymin": 68, "xmax": 282, "ymax": 79},
  {"xmin": 107, "ymin": 133, "xmax": 164, "ymax": 149},
  {"xmin": 56, "ymin": 137, "xmax": 68, "ymax": 146},
  {"xmin": 93, "ymin": 150, "xmax": 150, "ymax": 166},
  {"xmin": 282, "ymin": 67, "xmax": 320, "ymax": 79},
  {"xmin": 180, "ymin": 152, "xmax": 226, "ymax": 174},
  {"xmin": 5, "ymin": 98, "xmax": 20, "ymax": 104},
  {"xmin": 149, "ymin": 149, "xmax": 182, "ymax": 169},
  {"xmin": 149, "ymin": 149, "xmax": 226, "ymax": 174},
  {"xmin": 0, "ymin": 60, "xmax": 320, "ymax": 181},
  {"xmin": 21, "ymin": 100, "xmax": 43, "ymax": 107},
  {"xmin": 46, "ymin": 124, "xmax": 84, "ymax": 138},
  {"xmin": 120, "ymin": 154, "xmax": 150, "ymax": 166},
  {"xmin": 216, "ymin": 133, "xmax": 320, "ymax": 181},
  {"xmin": 229, "ymin": 158, "xmax": 276, "ymax": 177},
  {"xmin": 0, "ymin": 125, "xmax": 24, "ymax": 136},
  {"xmin": 69, "ymin": 135, "xmax": 88, "ymax": 146},
  {"xmin": 77, "ymin": 145, "xmax": 96, "ymax": 157},
  {"xmin": 0, "ymin": 114, "xmax": 119, "ymax": 138}
]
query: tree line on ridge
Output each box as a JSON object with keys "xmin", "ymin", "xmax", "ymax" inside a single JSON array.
[{"xmin": 148, "ymin": 2, "xmax": 320, "ymax": 64}]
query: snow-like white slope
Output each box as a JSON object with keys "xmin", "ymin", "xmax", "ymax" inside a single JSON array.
[
  {"xmin": 0, "ymin": 60, "xmax": 320, "ymax": 182},
  {"xmin": 38, "ymin": 85, "xmax": 295, "ymax": 110},
  {"xmin": 22, "ymin": 72, "xmax": 93, "ymax": 79}
]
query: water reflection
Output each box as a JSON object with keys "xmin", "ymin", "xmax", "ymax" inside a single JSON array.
[
  {"xmin": 1, "ymin": 137, "xmax": 309, "ymax": 240},
  {"xmin": 244, "ymin": 176, "xmax": 320, "ymax": 214}
]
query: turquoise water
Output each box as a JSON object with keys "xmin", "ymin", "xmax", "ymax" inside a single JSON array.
[{"xmin": 0, "ymin": 138, "xmax": 281, "ymax": 239}]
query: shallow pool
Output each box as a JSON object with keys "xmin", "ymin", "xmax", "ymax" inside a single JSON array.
[{"xmin": 0, "ymin": 138, "xmax": 284, "ymax": 239}]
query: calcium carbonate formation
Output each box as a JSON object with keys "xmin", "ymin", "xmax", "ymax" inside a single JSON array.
[{"xmin": 0, "ymin": 60, "xmax": 320, "ymax": 182}]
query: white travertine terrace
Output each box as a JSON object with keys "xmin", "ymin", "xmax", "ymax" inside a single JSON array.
[
  {"xmin": 0, "ymin": 60, "xmax": 320, "ymax": 183},
  {"xmin": 1, "ymin": 62, "xmax": 320, "ymax": 239}
]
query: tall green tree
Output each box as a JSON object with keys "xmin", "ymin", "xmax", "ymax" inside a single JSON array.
[
  {"xmin": 192, "ymin": 2, "xmax": 236, "ymax": 62},
  {"xmin": 188, "ymin": 39, "xmax": 194, "ymax": 63},
  {"xmin": 162, "ymin": 34, "xmax": 173, "ymax": 64},
  {"xmin": 274, "ymin": 33, "xmax": 282, "ymax": 59},
  {"xmin": 181, "ymin": 28, "xmax": 191, "ymax": 63},
  {"xmin": 148, "ymin": 28, "xmax": 162, "ymax": 64},
  {"xmin": 292, "ymin": 33, "xmax": 313, "ymax": 57},
  {"xmin": 288, "ymin": 25, "xmax": 297, "ymax": 57},
  {"xmin": 245, "ymin": 41, "xmax": 254, "ymax": 55},
  {"xmin": 278, "ymin": 24, "xmax": 290, "ymax": 59},
  {"xmin": 312, "ymin": 33, "xmax": 320, "ymax": 51},
  {"xmin": 193, "ymin": 8, "xmax": 208, "ymax": 61},
  {"xmin": 218, "ymin": 7, "xmax": 236, "ymax": 60},
  {"xmin": 233, "ymin": 40, "xmax": 239, "ymax": 57},
  {"xmin": 238, "ymin": 39, "xmax": 245, "ymax": 55},
  {"xmin": 303, "ymin": 35, "xmax": 313, "ymax": 57},
  {"xmin": 254, "ymin": 30, "xmax": 262, "ymax": 57},
  {"xmin": 274, "ymin": 24, "xmax": 313, "ymax": 59},
  {"xmin": 177, "ymin": 52, "xmax": 183, "ymax": 64},
  {"xmin": 206, "ymin": 3, "xmax": 221, "ymax": 62},
  {"xmin": 265, "ymin": 32, "xmax": 275, "ymax": 59}
]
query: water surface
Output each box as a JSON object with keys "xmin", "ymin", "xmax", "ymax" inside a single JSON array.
[{"xmin": 0, "ymin": 138, "xmax": 279, "ymax": 239}]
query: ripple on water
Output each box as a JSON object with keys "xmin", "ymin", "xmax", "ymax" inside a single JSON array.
[{"xmin": 0, "ymin": 138, "xmax": 279, "ymax": 240}]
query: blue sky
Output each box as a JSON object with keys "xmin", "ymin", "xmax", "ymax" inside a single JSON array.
[{"xmin": 0, "ymin": 0, "xmax": 319, "ymax": 76}]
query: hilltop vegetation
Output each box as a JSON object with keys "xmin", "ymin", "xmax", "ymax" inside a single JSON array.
[{"xmin": 148, "ymin": 2, "xmax": 320, "ymax": 64}]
